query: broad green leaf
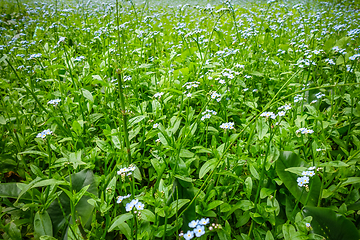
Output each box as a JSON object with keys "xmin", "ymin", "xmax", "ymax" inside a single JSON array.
[
  {"xmin": 96, "ymin": 139, "xmax": 113, "ymax": 153},
  {"xmin": 282, "ymin": 223, "xmax": 305, "ymax": 240},
  {"xmin": 18, "ymin": 150, "xmax": 48, "ymax": 157},
  {"xmin": 238, "ymin": 200, "xmax": 255, "ymax": 211},
  {"xmin": 265, "ymin": 230, "xmax": 275, "ymax": 240},
  {"xmin": 39, "ymin": 236, "xmax": 57, "ymax": 240},
  {"xmin": 167, "ymin": 199, "xmax": 190, "ymax": 218},
  {"xmin": 34, "ymin": 211, "xmax": 53, "ymax": 239},
  {"xmin": 128, "ymin": 115, "xmax": 146, "ymax": 128},
  {"xmin": 199, "ymin": 158, "xmax": 217, "ymax": 179},
  {"xmin": 256, "ymin": 118, "xmax": 268, "ymax": 140},
  {"xmin": 249, "ymin": 163, "xmax": 259, "ymax": 180},
  {"xmin": 340, "ymin": 177, "xmax": 360, "ymax": 187},
  {"xmin": 285, "ymin": 167, "xmax": 308, "ymax": 175},
  {"xmin": 7, "ymin": 222, "xmax": 22, "ymax": 240},
  {"xmin": 276, "ymin": 151, "xmax": 321, "ymax": 206},
  {"xmin": 47, "ymin": 169, "xmax": 98, "ymax": 233},
  {"xmin": 32, "ymin": 179, "xmax": 68, "ymax": 188},
  {"xmin": 179, "ymin": 148, "xmax": 194, "ymax": 158},
  {"xmin": 244, "ymin": 177, "xmax": 253, "ymax": 199},
  {"xmin": 0, "ymin": 183, "xmax": 32, "ymax": 200},
  {"xmin": 105, "ymin": 177, "xmax": 117, "ymax": 203},
  {"xmin": 108, "ymin": 213, "xmax": 133, "ymax": 232},
  {"xmin": 16, "ymin": 177, "xmax": 42, "ymax": 203},
  {"xmin": 141, "ymin": 209, "xmax": 155, "ymax": 222},
  {"xmin": 206, "ymin": 200, "xmax": 224, "ymax": 211},
  {"xmin": 89, "ymin": 113, "xmax": 103, "ymax": 123},
  {"xmin": 81, "ymin": 88, "xmax": 93, "ymax": 102},
  {"xmin": 303, "ymin": 206, "xmax": 360, "ymax": 240},
  {"xmin": 72, "ymin": 120, "xmax": 82, "ymax": 135}
]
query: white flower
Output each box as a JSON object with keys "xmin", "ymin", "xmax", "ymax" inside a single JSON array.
[
  {"xmin": 199, "ymin": 218, "xmax": 209, "ymax": 225},
  {"xmin": 184, "ymin": 230, "xmax": 194, "ymax": 240},
  {"xmin": 189, "ymin": 220, "xmax": 199, "ymax": 228},
  {"xmin": 260, "ymin": 112, "xmax": 276, "ymax": 119},
  {"xmin": 153, "ymin": 92, "xmax": 164, "ymax": 98},
  {"xmin": 153, "ymin": 123, "xmax": 159, "ymax": 128},
  {"xmin": 306, "ymin": 223, "xmax": 311, "ymax": 228},
  {"xmin": 135, "ymin": 202, "xmax": 144, "ymax": 210},
  {"xmin": 278, "ymin": 111, "xmax": 286, "ymax": 116},
  {"xmin": 194, "ymin": 225, "xmax": 205, "ymax": 237}
]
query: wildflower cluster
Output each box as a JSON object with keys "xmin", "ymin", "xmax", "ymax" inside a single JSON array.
[
  {"xmin": 294, "ymin": 94, "xmax": 304, "ymax": 103},
  {"xmin": 315, "ymin": 92, "xmax": 325, "ymax": 99},
  {"xmin": 47, "ymin": 98, "xmax": 61, "ymax": 106},
  {"xmin": 220, "ymin": 122, "xmax": 235, "ymax": 130},
  {"xmin": 36, "ymin": 129, "xmax": 52, "ymax": 139},
  {"xmin": 123, "ymin": 75, "xmax": 132, "ymax": 82},
  {"xmin": 182, "ymin": 81, "xmax": 200, "ymax": 89},
  {"xmin": 260, "ymin": 111, "xmax": 276, "ymax": 119},
  {"xmin": 153, "ymin": 92, "xmax": 164, "ymax": 98},
  {"xmin": 74, "ymin": 56, "xmax": 85, "ymax": 62},
  {"xmin": 125, "ymin": 199, "xmax": 144, "ymax": 212},
  {"xmin": 324, "ymin": 58, "xmax": 335, "ymax": 65},
  {"xmin": 278, "ymin": 104, "xmax": 292, "ymax": 111},
  {"xmin": 201, "ymin": 109, "xmax": 217, "ymax": 121},
  {"xmin": 180, "ymin": 218, "xmax": 209, "ymax": 240},
  {"xmin": 297, "ymin": 167, "xmax": 316, "ymax": 187},
  {"xmin": 116, "ymin": 194, "xmax": 131, "ymax": 204},
  {"xmin": 349, "ymin": 54, "xmax": 360, "ymax": 60},
  {"xmin": 296, "ymin": 128, "xmax": 314, "ymax": 134},
  {"xmin": 211, "ymin": 91, "xmax": 221, "ymax": 102},
  {"xmin": 117, "ymin": 165, "xmax": 136, "ymax": 176}
]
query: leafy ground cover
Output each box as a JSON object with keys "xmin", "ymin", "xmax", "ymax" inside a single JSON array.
[{"xmin": 1, "ymin": 0, "xmax": 360, "ymax": 239}]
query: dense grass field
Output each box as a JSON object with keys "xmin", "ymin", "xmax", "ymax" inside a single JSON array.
[{"xmin": 1, "ymin": 0, "xmax": 360, "ymax": 239}]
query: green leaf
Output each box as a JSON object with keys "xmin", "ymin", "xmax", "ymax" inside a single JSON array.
[
  {"xmin": 89, "ymin": 113, "xmax": 103, "ymax": 124},
  {"xmin": 167, "ymin": 199, "xmax": 190, "ymax": 218},
  {"xmin": 0, "ymin": 183, "xmax": 32, "ymax": 200},
  {"xmin": 72, "ymin": 120, "xmax": 82, "ymax": 136},
  {"xmin": 47, "ymin": 169, "xmax": 98, "ymax": 233},
  {"xmin": 199, "ymin": 158, "xmax": 217, "ymax": 179},
  {"xmin": 18, "ymin": 150, "xmax": 48, "ymax": 157},
  {"xmin": 282, "ymin": 223, "xmax": 305, "ymax": 240},
  {"xmin": 39, "ymin": 236, "xmax": 57, "ymax": 240},
  {"xmin": 7, "ymin": 222, "xmax": 22, "ymax": 240},
  {"xmin": 206, "ymin": 200, "xmax": 224, "ymax": 211},
  {"xmin": 81, "ymin": 88, "xmax": 93, "ymax": 102},
  {"xmin": 128, "ymin": 115, "xmax": 146, "ymax": 128},
  {"xmin": 108, "ymin": 213, "xmax": 133, "ymax": 232},
  {"xmin": 96, "ymin": 139, "xmax": 113, "ymax": 153},
  {"xmin": 32, "ymin": 179, "xmax": 67, "ymax": 188},
  {"xmin": 244, "ymin": 177, "xmax": 253, "ymax": 199},
  {"xmin": 285, "ymin": 167, "xmax": 308, "ymax": 175},
  {"xmin": 179, "ymin": 149, "xmax": 194, "ymax": 158},
  {"xmin": 340, "ymin": 177, "xmax": 360, "ymax": 187},
  {"xmin": 249, "ymin": 163, "xmax": 259, "ymax": 180},
  {"xmin": 237, "ymin": 200, "xmax": 255, "ymax": 211},
  {"xmin": 16, "ymin": 177, "xmax": 42, "ymax": 203},
  {"xmin": 256, "ymin": 118, "xmax": 268, "ymax": 140},
  {"xmin": 265, "ymin": 230, "xmax": 275, "ymax": 240},
  {"xmin": 303, "ymin": 206, "xmax": 360, "ymax": 240},
  {"xmin": 141, "ymin": 209, "xmax": 155, "ymax": 222},
  {"xmin": 105, "ymin": 177, "xmax": 116, "ymax": 203},
  {"xmin": 34, "ymin": 211, "xmax": 53, "ymax": 239},
  {"xmin": 276, "ymin": 151, "xmax": 321, "ymax": 206}
]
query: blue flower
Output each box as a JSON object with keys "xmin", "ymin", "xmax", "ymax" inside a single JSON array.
[{"xmin": 194, "ymin": 225, "xmax": 205, "ymax": 237}]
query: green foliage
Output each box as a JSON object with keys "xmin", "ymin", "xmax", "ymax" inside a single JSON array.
[{"xmin": 0, "ymin": 0, "xmax": 360, "ymax": 239}]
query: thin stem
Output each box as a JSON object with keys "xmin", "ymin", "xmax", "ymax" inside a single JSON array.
[{"xmin": 117, "ymin": 70, "xmax": 132, "ymax": 165}]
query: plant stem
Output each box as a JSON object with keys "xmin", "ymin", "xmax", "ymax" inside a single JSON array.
[{"xmin": 117, "ymin": 70, "xmax": 132, "ymax": 165}]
